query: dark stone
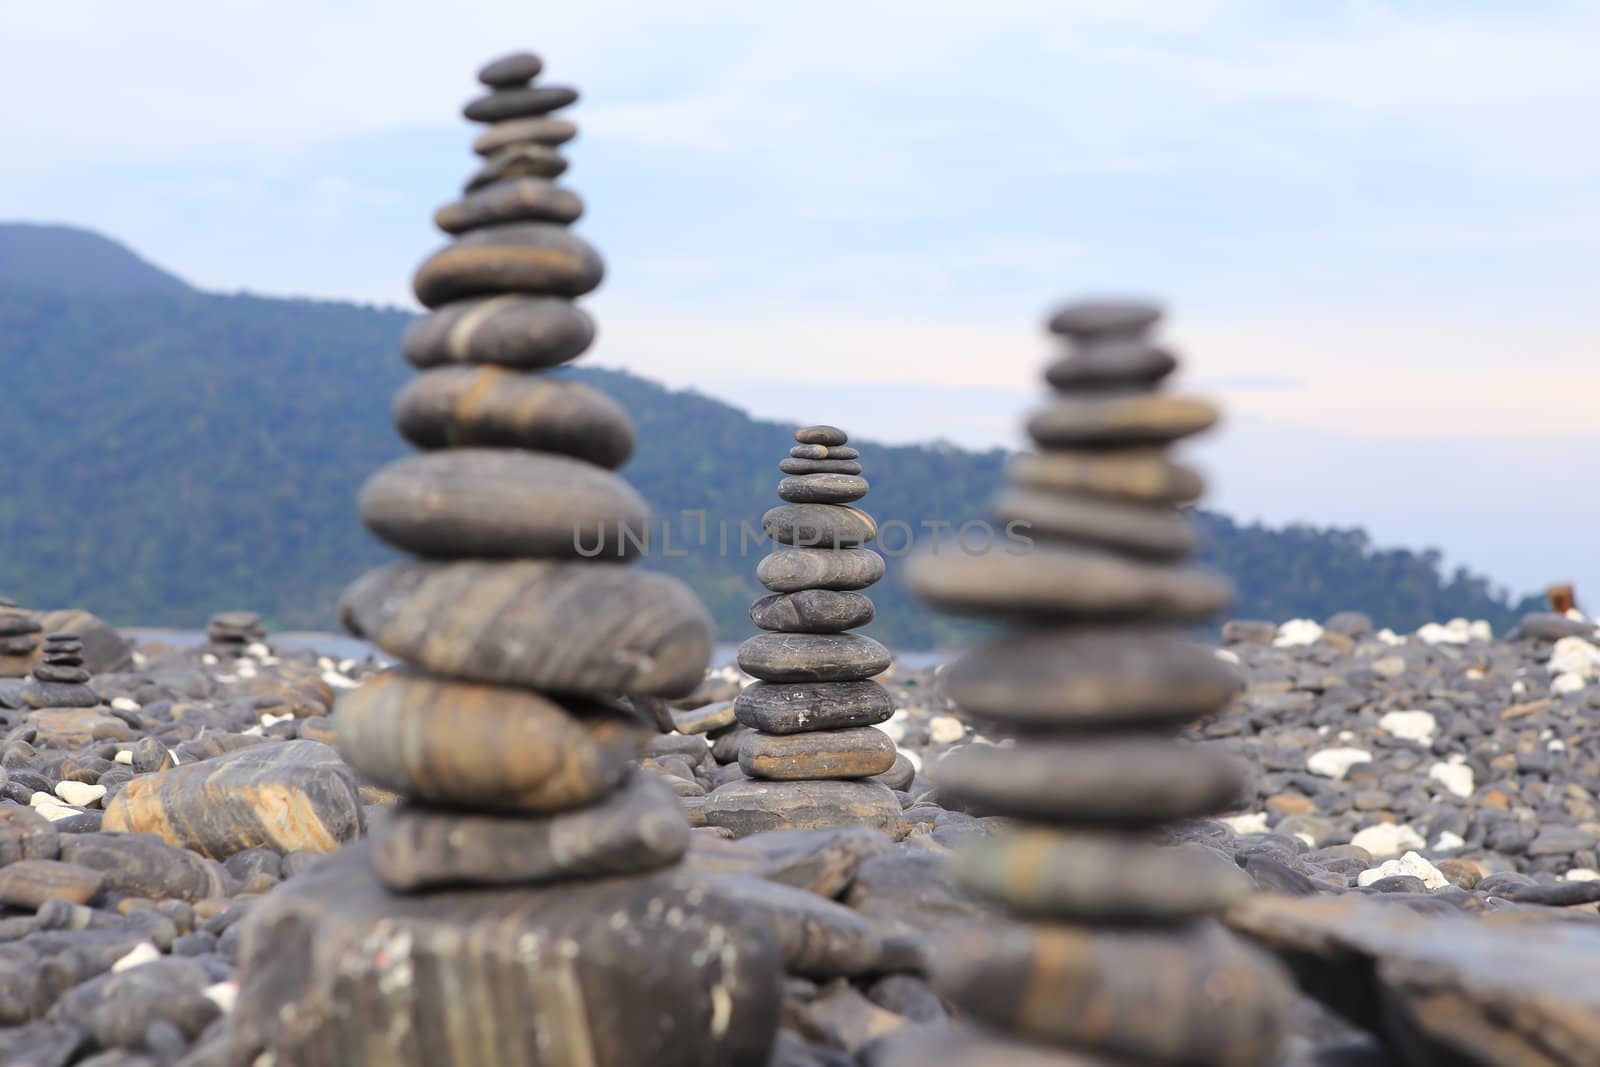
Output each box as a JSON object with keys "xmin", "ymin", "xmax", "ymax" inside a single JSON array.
[
  {"xmin": 59, "ymin": 833, "xmax": 229, "ymax": 902},
  {"xmin": 359, "ymin": 449, "xmax": 649, "ymax": 560},
  {"xmin": 0, "ymin": 611, "xmax": 42, "ymax": 638},
  {"xmin": 19, "ymin": 681, "xmax": 99, "ymax": 709},
  {"xmin": 946, "ymin": 627, "xmax": 1238, "ymax": 730},
  {"xmin": 340, "ymin": 559, "xmax": 712, "ymax": 698},
  {"xmin": 477, "ymin": 51, "xmax": 543, "ymax": 87},
  {"xmin": 434, "ymin": 177, "xmax": 585, "ymax": 235},
  {"xmin": 873, "ymin": 753, "xmax": 914, "ymax": 792},
  {"xmin": 0, "ymin": 860, "xmax": 102, "ymax": 908},
  {"xmin": 935, "ymin": 738, "xmax": 1247, "ymax": 823},
  {"xmin": 795, "ymin": 426, "xmax": 847, "ymax": 446},
  {"xmin": 337, "ymin": 668, "xmax": 645, "ymax": 811},
  {"xmin": 0, "ymin": 804, "xmax": 60, "ymax": 864},
  {"xmin": 1499, "ymin": 880, "xmax": 1600, "ymax": 906},
  {"xmin": 229, "ymin": 842, "xmax": 783, "ymax": 1067},
  {"xmin": 935, "ymin": 920, "xmax": 1291, "ymax": 1065},
  {"xmin": 1044, "ymin": 340, "xmax": 1177, "ymax": 391},
  {"xmin": 740, "ymin": 728, "xmax": 897, "ymax": 781},
  {"xmin": 371, "ymin": 769, "xmax": 689, "ymax": 891},
  {"xmin": 412, "ymin": 223, "xmax": 602, "ymax": 307},
  {"xmin": 907, "ymin": 544, "xmax": 1231, "ymax": 622},
  {"xmin": 780, "ymin": 458, "xmax": 863, "ymax": 476},
  {"xmin": 735, "ymin": 680, "xmax": 894, "ymax": 734},
  {"xmin": 1515, "ymin": 612, "xmax": 1597, "ymax": 641},
  {"xmin": 701, "ymin": 873, "xmax": 883, "ymax": 978},
  {"xmin": 103, "ymin": 740, "xmax": 363, "ymax": 860},
  {"xmin": 462, "ymin": 85, "xmax": 580, "ymax": 123},
  {"xmin": 778, "ymin": 475, "xmax": 869, "ymax": 505},
  {"xmin": 751, "ymin": 590, "xmax": 875, "ymax": 634},
  {"xmin": 1046, "ymin": 300, "xmax": 1162, "ymax": 340},
  {"xmin": 1245, "ymin": 855, "xmax": 1320, "ymax": 896},
  {"xmin": 394, "ymin": 366, "xmax": 633, "ymax": 467},
  {"xmin": 758, "ymin": 549, "xmax": 884, "ymax": 593},
  {"xmin": 404, "ymin": 294, "xmax": 593, "ymax": 369},
  {"xmin": 995, "ymin": 488, "xmax": 1195, "ymax": 559},
  {"xmin": 31, "ymin": 665, "xmax": 91, "ymax": 684},
  {"xmin": 1026, "ymin": 394, "xmax": 1217, "ymax": 449},
  {"xmin": 738, "ymin": 633, "xmax": 891, "ymax": 683},
  {"xmin": 763, "ymin": 504, "xmax": 876, "ymax": 548},
  {"xmin": 1008, "ymin": 449, "xmax": 1204, "ymax": 504},
  {"xmin": 464, "ymin": 145, "xmax": 569, "ymax": 192},
  {"xmin": 473, "ymin": 116, "xmax": 579, "ymax": 156},
  {"xmin": 704, "ymin": 779, "xmax": 904, "ymax": 838},
  {"xmin": 739, "ymin": 826, "xmax": 894, "ymax": 898}
]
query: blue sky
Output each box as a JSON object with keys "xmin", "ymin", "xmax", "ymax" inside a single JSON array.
[{"xmin": 2, "ymin": 0, "xmax": 1596, "ymax": 606}]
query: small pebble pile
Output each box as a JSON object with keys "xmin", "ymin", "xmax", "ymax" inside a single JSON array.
[
  {"xmin": 20, "ymin": 632, "xmax": 99, "ymax": 710},
  {"xmin": 0, "ymin": 599, "xmax": 42, "ymax": 678},
  {"xmin": 203, "ymin": 612, "xmax": 265, "ymax": 657},
  {"xmin": 891, "ymin": 300, "xmax": 1293, "ymax": 1066},
  {"xmin": 707, "ymin": 425, "xmax": 904, "ymax": 837},
  {"xmin": 226, "ymin": 51, "xmax": 780, "ymax": 1067}
]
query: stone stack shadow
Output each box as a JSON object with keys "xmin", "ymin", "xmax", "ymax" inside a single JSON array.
[
  {"xmin": 228, "ymin": 51, "xmax": 781, "ymax": 1066},
  {"xmin": 705, "ymin": 426, "xmax": 904, "ymax": 838},
  {"xmin": 885, "ymin": 301, "xmax": 1294, "ymax": 1065}
]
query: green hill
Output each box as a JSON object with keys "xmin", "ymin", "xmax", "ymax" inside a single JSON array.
[
  {"xmin": 0, "ymin": 229, "xmax": 1541, "ymax": 647},
  {"xmin": 0, "ymin": 223, "xmax": 192, "ymax": 295}
]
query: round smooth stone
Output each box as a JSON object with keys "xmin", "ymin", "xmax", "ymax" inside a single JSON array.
[
  {"xmin": 339, "ymin": 559, "xmax": 713, "ymax": 698},
  {"xmin": 750, "ymin": 589, "xmax": 874, "ymax": 633},
  {"xmin": 434, "ymin": 179, "xmax": 584, "ymax": 235},
  {"xmin": 736, "ymin": 633, "xmax": 891, "ymax": 683},
  {"xmin": 463, "ymin": 145, "xmax": 568, "ymax": 193},
  {"xmin": 404, "ymin": 294, "xmax": 594, "ymax": 370},
  {"xmin": 394, "ymin": 366, "xmax": 633, "ymax": 468},
  {"xmin": 1009, "ymin": 449, "xmax": 1203, "ymax": 504},
  {"xmin": 778, "ymin": 474, "xmax": 868, "ymax": 504},
  {"xmin": 20, "ymin": 681, "xmax": 98, "ymax": 709},
  {"xmin": 358, "ymin": 449, "xmax": 650, "ymax": 560},
  {"xmin": 472, "ymin": 116, "xmax": 578, "ymax": 156},
  {"xmin": 734, "ymin": 680, "xmax": 894, "ymax": 734},
  {"xmin": 779, "ymin": 458, "xmax": 862, "ymax": 476},
  {"xmin": 935, "ymin": 738, "xmax": 1247, "ymax": 824},
  {"xmin": 790, "ymin": 444, "xmax": 828, "ymax": 460},
  {"xmin": 0, "ymin": 611, "xmax": 41, "ymax": 637},
  {"xmin": 1046, "ymin": 300, "xmax": 1162, "ymax": 340},
  {"xmin": 462, "ymin": 85, "xmax": 579, "ymax": 123},
  {"xmin": 795, "ymin": 425, "xmax": 847, "ymax": 446},
  {"xmin": 372, "ymin": 768, "xmax": 688, "ymax": 892},
  {"xmin": 934, "ymin": 921, "xmax": 1292, "ymax": 1067},
  {"xmin": 758, "ymin": 548, "xmax": 884, "ymax": 593},
  {"xmin": 825, "ymin": 446, "xmax": 859, "ymax": 460},
  {"xmin": 335, "ymin": 668, "xmax": 646, "ymax": 812},
  {"xmin": 1045, "ymin": 340, "xmax": 1178, "ymax": 391},
  {"xmin": 740, "ymin": 728, "xmax": 896, "ymax": 781},
  {"xmin": 41, "ymin": 652, "xmax": 82, "ymax": 667},
  {"xmin": 412, "ymin": 223, "xmax": 603, "ymax": 307},
  {"xmin": 905, "ymin": 544, "xmax": 1232, "ymax": 622},
  {"xmin": 952, "ymin": 828, "xmax": 1253, "ymax": 922},
  {"xmin": 995, "ymin": 488, "xmax": 1195, "ymax": 559},
  {"xmin": 477, "ymin": 51, "xmax": 543, "ymax": 87},
  {"xmin": 703, "ymin": 778, "xmax": 904, "ymax": 838},
  {"xmin": 33, "ymin": 664, "xmax": 90, "ymax": 684},
  {"xmin": 762, "ymin": 504, "xmax": 876, "ymax": 547},
  {"xmin": 874, "ymin": 752, "xmax": 915, "ymax": 791},
  {"xmin": 943, "ymin": 628, "xmax": 1242, "ymax": 729},
  {"xmin": 1027, "ymin": 394, "xmax": 1218, "ymax": 449}
]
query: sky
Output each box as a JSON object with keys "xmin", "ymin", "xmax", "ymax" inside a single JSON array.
[{"xmin": 1, "ymin": 0, "xmax": 1597, "ymax": 607}]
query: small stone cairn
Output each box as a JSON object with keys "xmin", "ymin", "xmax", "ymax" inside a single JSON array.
[
  {"xmin": 0, "ymin": 598, "xmax": 42, "ymax": 678},
  {"xmin": 205, "ymin": 611, "xmax": 266, "ymax": 655},
  {"xmin": 705, "ymin": 426, "xmax": 904, "ymax": 837},
  {"xmin": 229, "ymin": 51, "xmax": 780, "ymax": 1066},
  {"xmin": 885, "ymin": 300, "xmax": 1294, "ymax": 1065},
  {"xmin": 20, "ymin": 631, "xmax": 97, "ymax": 709}
]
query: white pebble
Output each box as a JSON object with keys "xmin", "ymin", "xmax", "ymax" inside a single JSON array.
[
  {"xmin": 245, "ymin": 642, "xmax": 271, "ymax": 658},
  {"xmin": 928, "ymin": 715, "xmax": 965, "ymax": 745},
  {"xmin": 130, "ymin": 650, "xmax": 148, "ymax": 670},
  {"xmin": 112, "ymin": 942, "xmax": 162, "ymax": 973},
  {"xmin": 1428, "ymin": 762, "xmax": 1475, "ymax": 798},
  {"xmin": 1356, "ymin": 850, "xmax": 1449, "ymax": 890},
  {"xmin": 259, "ymin": 711, "xmax": 294, "ymax": 727},
  {"xmin": 1376, "ymin": 628, "xmax": 1404, "ymax": 646},
  {"xmin": 204, "ymin": 980, "xmax": 238, "ymax": 1014},
  {"xmin": 1351, "ymin": 823, "xmax": 1426, "ymax": 860},
  {"xmin": 113, "ymin": 750, "xmax": 133, "ymax": 765},
  {"xmin": 35, "ymin": 803, "xmax": 82, "ymax": 822},
  {"xmin": 1433, "ymin": 831, "xmax": 1465, "ymax": 852},
  {"xmin": 1416, "ymin": 621, "xmax": 1467, "ymax": 646},
  {"xmin": 53, "ymin": 781, "xmax": 106, "ymax": 807},
  {"xmin": 1307, "ymin": 747, "xmax": 1372, "ymax": 780},
  {"xmin": 338, "ymin": 658, "xmax": 358, "ymax": 674},
  {"xmin": 1551, "ymin": 672, "xmax": 1587, "ymax": 695},
  {"xmin": 1214, "ymin": 648, "xmax": 1241, "ymax": 665},
  {"xmin": 1221, "ymin": 812, "xmax": 1269, "ymax": 835},
  {"xmin": 1549, "ymin": 637, "xmax": 1600, "ymax": 677},
  {"xmin": 110, "ymin": 697, "xmax": 140, "ymax": 712},
  {"xmin": 1469, "ymin": 620, "xmax": 1493, "ymax": 642},
  {"xmin": 1273, "ymin": 619, "xmax": 1323, "ymax": 647},
  {"xmin": 242, "ymin": 725, "xmax": 265, "ymax": 737},
  {"xmin": 1291, "ymin": 832, "xmax": 1316, "ymax": 848},
  {"xmin": 1378, "ymin": 710, "xmax": 1436, "ymax": 744},
  {"xmin": 1512, "ymin": 679, "xmax": 1528, "ymax": 696},
  {"xmin": 1549, "ymin": 739, "xmax": 1567, "ymax": 752},
  {"xmin": 322, "ymin": 671, "xmax": 359, "ymax": 690},
  {"xmin": 202, "ymin": 653, "xmax": 218, "ymax": 666},
  {"xmin": 1565, "ymin": 868, "xmax": 1600, "ymax": 882},
  {"xmin": 879, "ymin": 709, "xmax": 909, "ymax": 744}
]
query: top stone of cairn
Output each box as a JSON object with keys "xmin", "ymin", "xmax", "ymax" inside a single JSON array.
[
  {"xmin": 477, "ymin": 51, "xmax": 544, "ymax": 87},
  {"xmin": 795, "ymin": 425, "xmax": 848, "ymax": 447}
]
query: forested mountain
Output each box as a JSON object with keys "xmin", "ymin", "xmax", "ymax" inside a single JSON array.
[
  {"xmin": 0, "ymin": 223, "xmax": 192, "ymax": 295},
  {"xmin": 0, "ymin": 228, "xmax": 1542, "ymax": 648}
]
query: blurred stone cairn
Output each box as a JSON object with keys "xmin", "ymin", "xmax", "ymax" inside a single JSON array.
[
  {"xmin": 706, "ymin": 425, "xmax": 904, "ymax": 837},
  {"xmin": 882, "ymin": 301, "xmax": 1294, "ymax": 1065},
  {"xmin": 228, "ymin": 51, "xmax": 781, "ymax": 1065}
]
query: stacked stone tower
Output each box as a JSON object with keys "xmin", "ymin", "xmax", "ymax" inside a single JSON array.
[
  {"xmin": 206, "ymin": 611, "xmax": 266, "ymax": 655},
  {"xmin": 230, "ymin": 52, "xmax": 781, "ymax": 1066},
  {"xmin": 0, "ymin": 600, "xmax": 42, "ymax": 678},
  {"xmin": 705, "ymin": 426, "xmax": 902, "ymax": 837},
  {"xmin": 21, "ymin": 631, "xmax": 97, "ymax": 709},
  {"xmin": 886, "ymin": 301, "xmax": 1292, "ymax": 1065}
]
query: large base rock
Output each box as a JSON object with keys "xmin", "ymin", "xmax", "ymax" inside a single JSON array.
[
  {"xmin": 231, "ymin": 842, "xmax": 783, "ymax": 1067},
  {"xmin": 704, "ymin": 779, "xmax": 905, "ymax": 839}
]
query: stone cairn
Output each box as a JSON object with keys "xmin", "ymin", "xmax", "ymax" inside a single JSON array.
[
  {"xmin": 0, "ymin": 598, "xmax": 42, "ymax": 678},
  {"xmin": 230, "ymin": 51, "xmax": 780, "ymax": 1066},
  {"xmin": 20, "ymin": 631, "xmax": 98, "ymax": 710},
  {"xmin": 205, "ymin": 610, "xmax": 266, "ymax": 654},
  {"xmin": 885, "ymin": 301, "xmax": 1293, "ymax": 1066},
  {"xmin": 705, "ymin": 426, "xmax": 903, "ymax": 838}
]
